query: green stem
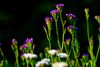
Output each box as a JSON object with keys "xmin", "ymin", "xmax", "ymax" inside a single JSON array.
[
  {"xmin": 15, "ymin": 47, "xmax": 19, "ymax": 67},
  {"xmin": 47, "ymin": 37, "xmax": 51, "ymax": 50},
  {"xmin": 0, "ymin": 48, "xmax": 5, "ymax": 60},
  {"xmin": 51, "ymin": 56, "xmax": 54, "ymax": 63},
  {"xmin": 60, "ymin": 12, "xmax": 63, "ymax": 24},
  {"xmin": 87, "ymin": 19, "xmax": 90, "ymax": 43},
  {"xmin": 60, "ymin": 12, "xmax": 64, "ymax": 51},
  {"xmin": 55, "ymin": 20, "xmax": 61, "ymax": 50},
  {"xmin": 30, "ymin": 61, "xmax": 34, "ymax": 67},
  {"xmin": 71, "ymin": 30, "xmax": 79, "ymax": 67},
  {"xmin": 48, "ymin": 29, "xmax": 51, "ymax": 50},
  {"xmin": 43, "ymin": 26, "xmax": 51, "ymax": 50},
  {"xmin": 72, "ymin": 46, "xmax": 79, "ymax": 67},
  {"xmin": 16, "ymin": 56, "xmax": 19, "ymax": 67},
  {"xmin": 95, "ymin": 30, "xmax": 100, "ymax": 62},
  {"xmin": 26, "ymin": 59, "xmax": 29, "ymax": 67}
]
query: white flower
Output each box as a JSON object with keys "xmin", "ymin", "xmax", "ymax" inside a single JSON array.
[
  {"xmin": 42, "ymin": 58, "xmax": 51, "ymax": 65},
  {"xmin": 52, "ymin": 62, "xmax": 68, "ymax": 67},
  {"xmin": 48, "ymin": 49, "xmax": 58, "ymax": 55},
  {"xmin": 23, "ymin": 53, "xmax": 37, "ymax": 59},
  {"xmin": 35, "ymin": 61, "xmax": 43, "ymax": 67},
  {"xmin": 57, "ymin": 53, "xmax": 68, "ymax": 58},
  {"xmin": 35, "ymin": 58, "xmax": 51, "ymax": 67}
]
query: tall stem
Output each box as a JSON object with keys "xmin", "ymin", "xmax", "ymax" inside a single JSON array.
[
  {"xmin": 16, "ymin": 56, "xmax": 19, "ymax": 67},
  {"xmin": 95, "ymin": 29, "xmax": 100, "ymax": 62},
  {"xmin": 48, "ymin": 29, "xmax": 51, "ymax": 50},
  {"xmin": 55, "ymin": 20, "xmax": 61, "ymax": 50},
  {"xmin": 43, "ymin": 26, "xmax": 51, "ymax": 50},
  {"xmin": 87, "ymin": 19, "xmax": 90, "ymax": 43},
  {"xmin": 0, "ymin": 48, "xmax": 5, "ymax": 60},
  {"xmin": 26, "ymin": 59, "xmax": 29, "ymax": 67},
  {"xmin": 60, "ymin": 12, "xmax": 64, "ymax": 51}
]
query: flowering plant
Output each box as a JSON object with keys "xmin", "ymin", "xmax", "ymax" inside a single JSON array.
[{"xmin": 0, "ymin": 3, "xmax": 100, "ymax": 67}]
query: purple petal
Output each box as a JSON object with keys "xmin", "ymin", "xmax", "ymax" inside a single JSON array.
[
  {"xmin": 50, "ymin": 10, "xmax": 60, "ymax": 14},
  {"xmin": 55, "ymin": 4, "xmax": 64, "ymax": 7}
]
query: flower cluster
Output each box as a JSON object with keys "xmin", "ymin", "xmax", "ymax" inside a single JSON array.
[
  {"xmin": 55, "ymin": 4, "xmax": 64, "ymax": 11},
  {"xmin": 36, "ymin": 58, "xmax": 51, "ymax": 67},
  {"xmin": 21, "ymin": 53, "xmax": 37, "ymax": 59},
  {"xmin": 0, "ymin": 3, "xmax": 100, "ymax": 67}
]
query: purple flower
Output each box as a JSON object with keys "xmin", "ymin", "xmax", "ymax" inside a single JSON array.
[
  {"xmin": 67, "ymin": 25, "xmax": 73, "ymax": 29},
  {"xmin": 45, "ymin": 17, "xmax": 53, "ymax": 25},
  {"xmin": 45, "ymin": 17, "xmax": 53, "ymax": 30},
  {"xmin": 67, "ymin": 25, "xmax": 73, "ymax": 34},
  {"xmin": 66, "ymin": 13, "xmax": 76, "ymax": 20},
  {"xmin": 55, "ymin": 4, "xmax": 64, "ymax": 7},
  {"xmin": 25, "ymin": 38, "xmax": 33, "ymax": 43},
  {"xmin": 45, "ymin": 17, "xmax": 52, "ymax": 22},
  {"xmin": 50, "ymin": 10, "xmax": 60, "ymax": 15},
  {"xmin": 50, "ymin": 9, "xmax": 60, "ymax": 20},
  {"xmin": 20, "ymin": 44, "xmax": 28, "ymax": 51},
  {"xmin": 12, "ymin": 39, "xmax": 17, "ymax": 45},
  {"xmin": 55, "ymin": 4, "xmax": 64, "ymax": 10},
  {"xmin": 12, "ymin": 39, "xmax": 17, "ymax": 42},
  {"xmin": 67, "ymin": 25, "xmax": 78, "ymax": 30},
  {"xmin": 23, "ymin": 44, "xmax": 28, "ymax": 48},
  {"xmin": 67, "ymin": 25, "xmax": 78, "ymax": 34}
]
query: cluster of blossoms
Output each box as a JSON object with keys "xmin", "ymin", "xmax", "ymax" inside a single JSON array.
[
  {"xmin": 48, "ymin": 49, "xmax": 58, "ymax": 55},
  {"xmin": 45, "ymin": 3, "xmax": 78, "ymax": 33},
  {"xmin": 1, "ymin": 3, "xmax": 100, "ymax": 67},
  {"xmin": 20, "ymin": 38, "xmax": 35, "ymax": 53},
  {"xmin": 48, "ymin": 49, "xmax": 68, "ymax": 58},
  {"xmin": 35, "ymin": 58, "xmax": 51, "ymax": 67},
  {"xmin": 21, "ymin": 53, "xmax": 38, "ymax": 59},
  {"xmin": 55, "ymin": 4, "xmax": 64, "ymax": 11},
  {"xmin": 43, "ymin": 3, "xmax": 77, "ymax": 67},
  {"xmin": 66, "ymin": 13, "xmax": 76, "ymax": 20},
  {"xmin": 67, "ymin": 25, "xmax": 78, "ymax": 34},
  {"xmin": 57, "ymin": 53, "xmax": 68, "ymax": 58},
  {"xmin": 52, "ymin": 62, "xmax": 68, "ymax": 67}
]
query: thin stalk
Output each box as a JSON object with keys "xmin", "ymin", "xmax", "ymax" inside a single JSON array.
[
  {"xmin": 0, "ymin": 47, "xmax": 8, "ymax": 66},
  {"xmin": 51, "ymin": 56, "xmax": 54, "ymax": 63},
  {"xmin": 71, "ymin": 30, "xmax": 79, "ymax": 67},
  {"xmin": 60, "ymin": 12, "xmax": 64, "ymax": 51},
  {"xmin": 15, "ymin": 46, "xmax": 19, "ymax": 67},
  {"xmin": 30, "ymin": 61, "xmax": 34, "ymax": 67},
  {"xmin": 72, "ymin": 46, "xmax": 79, "ymax": 67},
  {"xmin": 55, "ymin": 19, "xmax": 61, "ymax": 50},
  {"xmin": 64, "ymin": 45, "xmax": 68, "ymax": 54},
  {"xmin": 16, "ymin": 56, "xmax": 19, "ymax": 67},
  {"xmin": 47, "ymin": 36, "xmax": 51, "ymax": 50},
  {"xmin": 0, "ymin": 48, "xmax": 5, "ymax": 60},
  {"xmin": 43, "ymin": 26, "xmax": 51, "ymax": 50},
  {"xmin": 87, "ymin": 19, "xmax": 90, "ymax": 43},
  {"xmin": 26, "ymin": 59, "xmax": 29, "ymax": 67},
  {"xmin": 95, "ymin": 30, "xmax": 100, "ymax": 62},
  {"xmin": 48, "ymin": 29, "xmax": 51, "ymax": 50}
]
